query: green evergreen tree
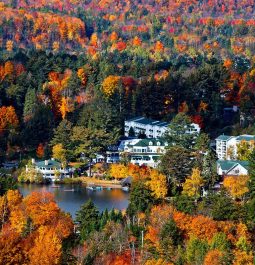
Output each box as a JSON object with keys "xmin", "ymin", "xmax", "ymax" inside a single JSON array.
[
  {"xmin": 23, "ymin": 88, "xmax": 37, "ymax": 121},
  {"xmin": 174, "ymin": 195, "xmax": 196, "ymax": 214},
  {"xmin": 186, "ymin": 237, "xmax": 209, "ymax": 265},
  {"xmin": 75, "ymin": 199, "xmax": 99, "ymax": 242},
  {"xmin": 165, "ymin": 113, "xmax": 197, "ymax": 149},
  {"xmin": 201, "ymin": 150, "xmax": 218, "ymax": 190},
  {"xmin": 127, "ymin": 181, "xmax": 155, "ymax": 217},
  {"xmin": 160, "ymin": 146, "xmax": 193, "ymax": 194},
  {"xmin": 0, "ymin": 175, "xmax": 17, "ymax": 196},
  {"xmin": 159, "ymin": 218, "xmax": 183, "ymax": 261},
  {"xmin": 50, "ymin": 119, "xmax": 73, "ymax": 149}
]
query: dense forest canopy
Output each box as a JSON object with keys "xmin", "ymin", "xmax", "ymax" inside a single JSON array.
[{"xmin": 1, "ymin": 1, "xmax": 255, "ymax": 264}]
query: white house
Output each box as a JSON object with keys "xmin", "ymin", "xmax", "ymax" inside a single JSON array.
[
  {"xmin": 124, "ymin": 116, "xmax": 200, "ymax": 138},
  {"xmin": 127, "ymin": 138, "xmax": 168, "ymax": 168},
  {"xmin": 217, "ymin": 160, "xmax": 249, "ymax": 176},
  {"xmin": 105, "ymin": 138, "xmax": 168, "ymax": 168},
  {"xmin": 216, "ymin": 134, "xmax": 255, "ymax": 160},
  {"xmin": 106, "ymin": 138, "xmax": 141, "ymax": 164},
  {"xmin": 26, "ymin": 158, "xmax": 70, "ymax": 181}
]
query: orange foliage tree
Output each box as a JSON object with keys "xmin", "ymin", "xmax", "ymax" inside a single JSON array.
[
  {"xmin": 204, "ymin": 249, "xmax": 224, "ymax": 265},
  {"xmin": 0, "ymin": 106, "xmax": 19, "ymax": 134}
]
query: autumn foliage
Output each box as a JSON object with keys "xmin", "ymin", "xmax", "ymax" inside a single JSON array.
[
  {"xmin": 0, "ymin": 106, "xmax": 19, "ymax": 134},
  {"xmin": 0, "ymin": 190, "xmax": 73, "ymax": 265}
]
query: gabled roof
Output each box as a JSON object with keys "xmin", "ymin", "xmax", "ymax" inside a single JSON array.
[
  {"xmin": 35, "ymin": 159, "xmax": 61, "ymax": 169},
  {"xmin": 216, "ymin": 135, "xmax": 233, "ymax": 141},
  {"xmin": 132, "ymin": 138, "xmax": 167, "ymax": 147},
  {"xmin": 236, "ymin": 135, "xmax": 255, "ymax": 141},
  {"xmin": 217, "ymin": 160, "xmax": 249, "ymax": 171}
]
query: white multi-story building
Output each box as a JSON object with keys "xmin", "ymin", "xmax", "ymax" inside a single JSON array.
[
  {"xmin": 124, "ymin": 116, "xmax": 200, "ymax": 138},
  {"xmin": 215, "ymin": 134, "xmax": 255, "ymax": 160},
  {"xmin": 26, "ymin": 158, "xmax": 71, "ymax": 181},
  {"xmin": 106, "ymin": 138, "xmax": 168, "ymax": 168},
  {"xmin": 127, "ymin": 138, "xmax": 168, "ymax": 168},
  {"xmin": 106, "ymin": 139, "xmax": 141, "ymax": 163},
  {"xmin": 124, "ymin": 117, "xmax": 169, "ymax": 138}
]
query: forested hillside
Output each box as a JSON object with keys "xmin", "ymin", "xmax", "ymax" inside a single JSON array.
[
  {"xmin": 1, "ymin": 1, "xmax": 255, "ymax": 264},
  {"xmin": 1, "ymin": 0, "xmax": 255, "ymax": 158}
]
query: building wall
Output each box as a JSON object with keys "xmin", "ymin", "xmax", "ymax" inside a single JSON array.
[
  {"xmin": 227, "ymin": 165, "xmax": 248, "ymax": 176},
  {"xmin": 217, "ymin": 164, "xmax": 248, "ymax": 176},
  {"xmin": 124, "ymin": 121, "xmax": 167, "ymax": 138},
  {"xmin": 125, "ymin": 119, "xmax": 200, "ymax": 138},
  {"xmin": 216, "ymin": 136, "xmax": 255, "ymax": 160}
]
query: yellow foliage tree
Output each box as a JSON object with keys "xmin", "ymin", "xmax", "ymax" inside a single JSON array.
[
  {"xmin": 147, "ymin": 169, "xmax": 167, "ymax": 199},
  {"xmin": 237, "ymin": 140, "xmax": 255, "ymax": 161},
  {"xmin": 6, "ymin": 40, "xmax": 13, "ymax": 52},
  {"xmin": 77, "ymin": 68, "xmax": 87, "ymax": 86},
  {"xmin": 102, "ymin": 75, "xmax": 121, "ymax": 97},
  {"xmin": 233, "ymin": 250, "xmax": 254, "ymax": 265},
  {"xmin": 182, "ymin": 168, "xmax": 204, "ymax": 199},
  {"xmin": 52, "ymin": 143, "xmax": 67, "ymax": 167},
  {"xmin": 59, "ymin": 97, "xmax": 74, "ymax": 119},
  {"xmin": 109, "ymin": 164, "xmax": 128, "ymax": 179},
  {"xmin": 223, "ymin": 176, "xmax": 249, "ymax": 200}
]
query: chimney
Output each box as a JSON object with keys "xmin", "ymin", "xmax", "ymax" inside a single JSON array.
[
  {"xmin": 45, "ymin": 160, "xmax": 49, "ymax": 166},
  {"xmin": 32, "ymin": 158, "xmax": 35, "ymax": 164}
]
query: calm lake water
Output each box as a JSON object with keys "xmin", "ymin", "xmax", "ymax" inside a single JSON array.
[{"xmin": 19, "ymin": 183, "xmax": 130, "ymax": 218}]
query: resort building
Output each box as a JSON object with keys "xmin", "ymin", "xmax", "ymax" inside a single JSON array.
[
  {"xmin": 127, "ymin": 138, "xmax": 168, "ymax": 168},
  {"xmin": 217, "ymin": 160, "xmax": 249, "ymax": 176},
  {"xmin": 124, "ymin": 116, "xmax": 200, "ymax": 138},
  {"xmin": 215, "ymin": 134, "xmax": 255, "ymax": 160},
  {"xmin": 106, "ymin": 138, "xmax": 168, "ymax": 168},
  {"xmin": 26, "ymin": 158, "xmax": 70, "ymax": 181}
]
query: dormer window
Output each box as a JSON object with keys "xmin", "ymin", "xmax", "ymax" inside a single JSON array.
[
  {"xmin": 157, "ymin": 142, "xmax": 161, "ymax": 146},
  {"xmin": 149, "ymin": 141, "xmax": 153, "ymax": 146},
  {"xmin": 165, "ymin": 142, "xmax": 168, "ymax": 146}
]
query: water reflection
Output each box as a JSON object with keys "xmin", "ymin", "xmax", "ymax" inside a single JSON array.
[{"xmin": 19, "ymin": 183, "xmax": 130, "ymax": 218}]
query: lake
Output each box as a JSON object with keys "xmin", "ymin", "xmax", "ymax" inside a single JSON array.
[{"xmin": 19, "ymin": 183, "xmax": 130, "ymax": 218}]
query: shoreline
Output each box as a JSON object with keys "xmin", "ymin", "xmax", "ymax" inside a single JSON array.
[
  {"xmin": 80, "ymin": 177, "xmax": 123, "ymax": 189},
  {"xmin": 18, "ymin": 177, "xmax": 124, "ymax": 189}
]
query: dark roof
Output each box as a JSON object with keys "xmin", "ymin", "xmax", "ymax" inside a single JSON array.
[{"xmin": 121, "ymin": 176, "xmax": 132, "ymax": 185}]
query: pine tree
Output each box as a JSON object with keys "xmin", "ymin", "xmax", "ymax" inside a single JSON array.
[
  {"xmin": 126, "ymin": 181, "xmax": 155, "ymax": 217},
  {"xmin": 165, "ymin": 113, "xmax": 197, "ymax": 149},
  {"xmin": 75, "ymin": 199, "xmax": 99, "ymax": 241},
  {"xmin": 202, "ymin": 150, "xmax": 218, "ymax": 190},
  {"xmin": 23, "ymin": 88, "xmax": 37, "ymax": 122},
  {"xmin": 50, "ymin": 119, "xmax": 73, "ymax": 149}
]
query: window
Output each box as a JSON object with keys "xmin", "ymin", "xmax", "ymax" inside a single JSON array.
[
  {"xmin": 149, "ymin": 141, "xmax": 153, "ymax": 146},
  {"xmin": 157, "ymin": 142, "xmax": 161, "ymax": 146}
]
